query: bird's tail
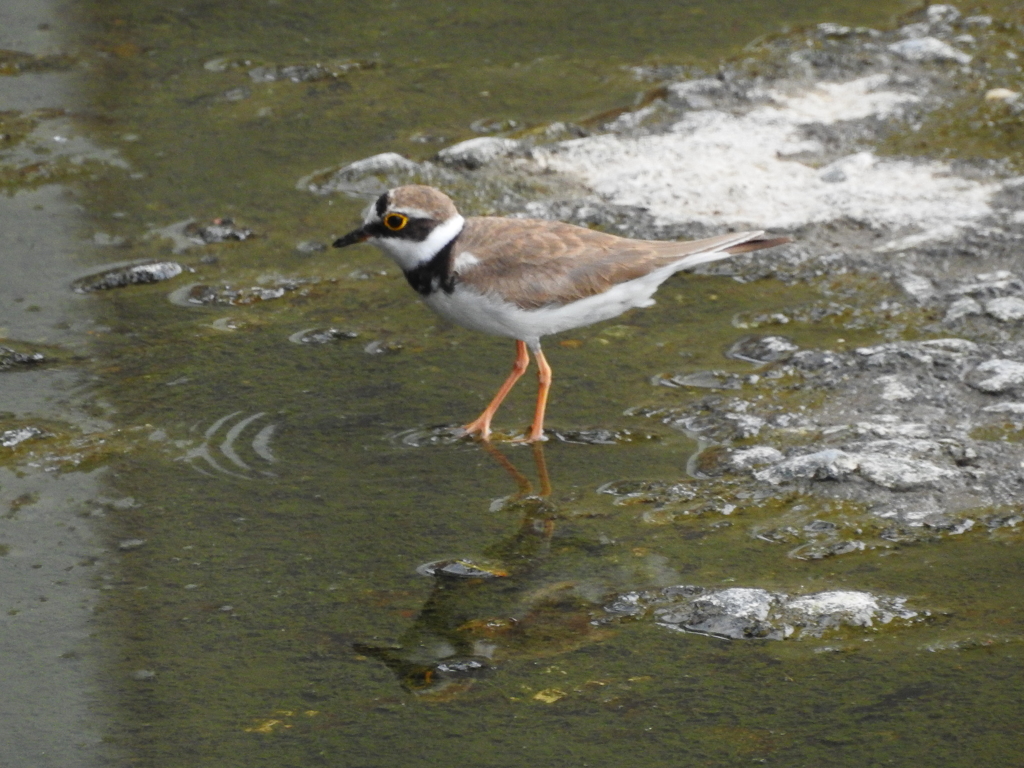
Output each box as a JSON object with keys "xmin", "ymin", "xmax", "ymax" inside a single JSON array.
[{"xmin": 670, "ymin": 231, "xmax": 791, "ymax": 272}]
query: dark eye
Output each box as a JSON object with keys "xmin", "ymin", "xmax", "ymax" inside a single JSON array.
[{"xmin": 383, "ymin": 213, "xmax": 408, "ymax": 231}]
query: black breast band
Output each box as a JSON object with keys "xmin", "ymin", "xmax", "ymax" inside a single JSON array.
[{"xmin": 403, "ymin": 237, "xmax": 458, "ymax": 296}]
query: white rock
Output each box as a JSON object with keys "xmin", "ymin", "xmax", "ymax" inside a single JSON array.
[
  {"xmin": 785, "ymin": 591, "xmax": 881, "ymax": 626},
  {"xmin": 926, "ymin": 5, "xmax": 961, "ymax": 25},
  {"xmin": 877, "ymin": 375, "xmax": 916, "ymax": 402},
  {"xmin": 982, "ymin": 402, "xmax": 1024, "ymax": 414},
  {"xmin": 1, "ymin": 427, "xmax": 45, "ymax": 448},
  {"xmin": 754, "ymin": 449, "xmax": 859, "ymax": 484},
  {"xmin": 296, "ymin": 152, "xmax": 420, "ymax": 195},
  {"xmin": 666, "ymin": 78, "xmax": 726, "ymax": 110},
  {"xmin": 899, "ymin": 273, "xmax": 935, "ymax": 300},
  {"xmin": 339, "ymin": 152, "xmax": 418, "ymax": 176},
  {"xmin": 537, "ymin": 75, "xmax": 996, "ymax": 234},
  {"xmin": 652, "ymin": 587, "xmax": 920, "ymax": 640},
  {"xmin": 945, "ymin": 296, "xmax": 982, "ymax": 322},
  {"xmin": 899, "ymin": 23, "xmax": 932, "ymax": 39},
  {"xmin": 917, "ymin": 338, "xmax": 980, "ymax": 354},
  {"xmin": 858, "ymin": 438, "xmax": 943, "ymax": 457},
  {"xmin": 875, "ymin": 223, "xmax": 961, "ymax": 252},
  {"xmin": 724, "ymin": 413, "xmax": 766, "ymax": 438},
  {"xmin": 985, "ymin": 88, "xmax": 1020, "ymax": 103},
  {"xmin": 985, "ymin": 296, "xmax": 1024, "ymax": 322},
  {"xmin": 963, "ymin": 15, "xmax": 993, "ymax": 27},
  {"xmin": 701, "ymin": 588, "xmax": 776, "ymax": 622},
  {"xmin": 980, "ymin": 267, "xmax": 1018, "ymax": 279},
  {"xmin": 855, "ymin": 421, "xmax": 931, "ymax": 439},
  {"xmin": 755, "ymin": 448, "xmax": 953, "ymax": 490},
  {"xmin": 971, "ymin": 359, "xmax": 1024, "ymax": 393},
  {"xmin": 856, "ymin": 454, "xmax": 955, "ymax": 490},
  {"xmin": 817, "ymin": 23, "xmax": 852, "ymax": 37},
  {"xmin": 606, "ymin": 104, "xmax": 660, "ymax": 131},
  {"xmin": 730, "ymin": 446, "xmax": 785, "ymax": 470},
  {"xmin": 888, "ymin": 37, "xmax": 972, "ymax": 64},
  {"xmin": 437, "ymin": 137, "xmax": 522, "ymax": 168}
]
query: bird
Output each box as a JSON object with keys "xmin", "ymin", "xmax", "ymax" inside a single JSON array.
[{"xmin": 333, "ymin": 184, "xmax": 788, "ymax": 442}]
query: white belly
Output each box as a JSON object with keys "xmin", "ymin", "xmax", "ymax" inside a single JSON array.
[{"xmin": 425, "ymin": 268, "xmax": 671, "ymax": 346}]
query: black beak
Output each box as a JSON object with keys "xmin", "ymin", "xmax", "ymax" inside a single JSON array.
[{"xmin": 333, "ymin": 226, "xmax": 369, "ymax": 249}]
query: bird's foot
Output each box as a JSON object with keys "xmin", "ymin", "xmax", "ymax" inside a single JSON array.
[
  {"xmin": 459, "ymin": 418, "xmax": 492, "ymax": 441},
  {"xmin": 511, "ymin": 429, "xmax": 548, "ymax": 444}
]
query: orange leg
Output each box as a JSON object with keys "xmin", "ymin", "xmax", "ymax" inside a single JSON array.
[
  {"xmin": 479, "ymin": 440, "xmax": 533, "ymax": 496},
  {"xmin": 532, "ymin": 442, "xmax": 552, "ymax": 495},
  {"xmin": 522, "ymin": 346, "xmax": 552, "ymax": 443},
  {"xmin": 462, "ymin": 340, "xmax": 529, "ymax": 440}
]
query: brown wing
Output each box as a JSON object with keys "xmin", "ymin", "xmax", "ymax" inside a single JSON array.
[{"xmin": 452, "ymin": 217, "xmax": 784, "ymax": 309}]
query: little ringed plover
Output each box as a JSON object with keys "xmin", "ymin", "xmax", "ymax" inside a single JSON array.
[{"xmin": 333, "ymin": 184, "xmax": 788, "ymax": 442}]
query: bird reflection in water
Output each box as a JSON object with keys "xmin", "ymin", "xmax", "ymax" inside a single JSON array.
[{"xmin": 353, "ymin": 443, "xmax": 612, "ymax": 699}]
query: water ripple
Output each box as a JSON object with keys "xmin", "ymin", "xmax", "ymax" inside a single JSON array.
[{"xmin": 178, "ymin": 411, "xmax": 279, "ymax": 478}]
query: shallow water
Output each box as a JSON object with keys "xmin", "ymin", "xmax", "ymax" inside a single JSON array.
[{"xmin": 4, "ymin": 0, "xmax": 1024, "ymax": 766}]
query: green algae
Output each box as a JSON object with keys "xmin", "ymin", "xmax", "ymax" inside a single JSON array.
[
  {"xmin": 878, "ymin": 3, "xmax": 1024, "ymax": 171},
  {"xmin": 971, "ymin": 422, "xmax": 1024, "ymax": 442},
  {"xmin": 87, "ymin": 261, "xmax": 1024, "ymax": 767},
  {"xmin": 0, "ymin": 49, "xmax": 76, "ymax": 76},
  {"xmin": 0, "ymin": 110, "xmax": 38, "ymax": 146},
  {"xmin": 48, "ymin": 0, "xmax": 1024, "ymax": 766}
]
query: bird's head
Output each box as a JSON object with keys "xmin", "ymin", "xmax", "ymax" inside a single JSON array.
[{"xmin": 333, "ymin": 185, "xmax": 465, "ymax": 271}]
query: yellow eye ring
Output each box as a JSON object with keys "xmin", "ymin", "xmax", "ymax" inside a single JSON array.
[{"xmin": 383, "ymin": 213, "xmax": 408, "ymax": 231}]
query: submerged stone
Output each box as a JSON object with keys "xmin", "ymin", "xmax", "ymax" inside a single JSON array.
[
  {"xmin": 788, "ymin": 540, "xmax": 865, "ymax": 560},
  {"xmin": 780, "ymin": 590, "xmax": 916, "ymax": 634},
  {"xmin": 363, "ymin": 340, "xmax": 404, "ymax": 355},
  {"xmin": 249, "ymin": 64, "xmax": 334, "ymax": 83},
  {"xmin": 183, "ymin": 218, "xmax": 254, "ymax": 244},
  {"xmin": 0, "ymin": 346, "xmax": 45, "ymax": 370},
  {"xmin": 725, "ymin": 334, "xmax": 799, "ymax": 363},
  {"xmin": 416, "ymin": 559, "xmax": 509, "ymax": 579},
  {"xmin": 1, "ymin": 426, "xmax": 48, "ymax": 448},
  {"xmin": 72, "ymin": 261, "xmax": 183, "ymax": 293},
  {"xmin": 596, "ymin": 479, "xmax": 696, "ymax": 505},
  {"xmin": 170, "ymin": 279, "xmax": 316, "ymax": 307},
  {"xmin": 654, "ymin": 370, "xmax": 743, "ymax": 390},
  {"xmin": 549, "ymin": 429, "xmax": 657, "ymax": 445},
  {"xmin": 288, "ymin": 327, "xmax": 359, "ymax": 344},
  {"xmin": 295, "ymin": 240, "xmax": 326, "ymax": 255},
  {"xmin": 390, "ymin": 425, "xmax": 469, "ymax": 448},
  {"xmin": 641, "ymin": 585, "xmax": 921, "ymax": 640},
  {"xmin": 655, "ymin": 587, "xmax": 784, "ymax": 640}
]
